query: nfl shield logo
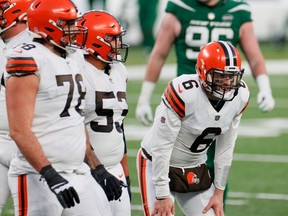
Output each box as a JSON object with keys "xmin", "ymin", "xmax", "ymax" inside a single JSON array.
[
  {"xmin": 215, "ymin": 115, "xmax": 220, "ymax": 121},
  {"xmin": 160, "ymin": 116, "xmax": 166, "ymax": 123}
]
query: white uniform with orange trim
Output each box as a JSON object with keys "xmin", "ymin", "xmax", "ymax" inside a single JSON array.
[
  {"xmin": 82, "ymin": 61, "xmax": 131, "ymax": 215},
  {"xmin": 137, "ymin": 74, "xmax": 250, "ymax": 216},
  {"xmin": 4, "ymin": 42, "xmax": 112, "ymax": 216},
  {"xmin": 0, "ymin": 29, "xmax": 32, "ymax": 214}
]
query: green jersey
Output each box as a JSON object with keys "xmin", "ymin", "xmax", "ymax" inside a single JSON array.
[{"xmin": 166, "ymin": 0, "xmax": 252, "ymax": 75}]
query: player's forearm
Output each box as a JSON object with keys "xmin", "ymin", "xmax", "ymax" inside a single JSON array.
[
  {"xmin": 214, "ymin": 164, "xmax": 231, "ymax": 190},
  {"xmin": 120, "ymin": 153, "xmax": 129, "ymax": 177},
  {"xmin": 249, "ymin": 59, "xmax": 268, "ymax": 79},
  {"xmin": 11, "ymin": 131, "xmax": 50, "ymax": 172},
  {"xmin": 84, "ymin": 127, "xmax": 102, "ymax": 169},
  {"xmin": 85, "ymin": 144, "xmax": 101, "ymax": 169},
  {"xmin": 152, "ymin": 144, "xmax": 171, "ymax": 198},
  {"xmin": 144, "ymin": 55, "xmax": 166, "ymax": 83},
  {"xmin": 144, "ymin": 29, "xmax": 172, "ymax": 83}
]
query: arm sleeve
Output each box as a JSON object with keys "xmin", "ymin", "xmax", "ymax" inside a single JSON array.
[
  {"xmin": 214, "ymin": 114, "xmax": 242, "ymax": 190},
  {"xmin": 5, "ymin": 48, "xmax": 39, "ymax": 80},
  {"xmin": 151, "ymin": 102, "xmax": 181, "ymax": 198}
]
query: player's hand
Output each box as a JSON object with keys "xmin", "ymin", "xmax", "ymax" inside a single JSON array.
[
  {"xmin": 257, "ymin": 90, "xmax": 275, "ymax": 112},
  {"xmin": 203, "ymin": 188, "xmax": 224, "ymax": 216},
  {"xmin": 91, "ymin": 164, "xmax": 125, "ymax": 201},
  {"xmin": 136, "ymin": 101, "xmax": 153, "ymax": 126},
  {"xmin": 40, "ymin": 164, "xmax": 80, "ymax": 208},
  {"xmin": 126, "ymin": 176, "xmax": 132, "ymax": 202},
  {"xmin": 151, "ymin": 197, "xmax": 175, "ymax": 216}
]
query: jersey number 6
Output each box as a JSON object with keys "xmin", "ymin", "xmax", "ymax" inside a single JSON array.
[{"xmin": 190, "ymin": 127, "xmax": 222, "ymax": 153}]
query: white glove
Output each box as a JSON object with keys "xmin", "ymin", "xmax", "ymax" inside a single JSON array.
[
  {"xmin": 135, "ymin": 81, "xmax": 155, "ymax": 126},
  {"xmin": 256, "ymin": 74, "xmax": 275, "ymax": 112}
]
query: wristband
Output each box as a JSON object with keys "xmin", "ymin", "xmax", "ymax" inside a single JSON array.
[
  {"xmin": 40, "ymin": 164, "xmax": 56, "ymax": 180},
  {"xmin": 256, "ymin": 74, "xmax": 272, "ymax": 93},
  {"xmin": 138, "ymin": 81, "xmax": 156, "ymax": 104},
  {"xmin": 125, "ymin": 176, "xmax": 130, "ymax": 186},
  {"xmin": 156, "ymin": 196, "xmax": 169, "ymax": 200}
]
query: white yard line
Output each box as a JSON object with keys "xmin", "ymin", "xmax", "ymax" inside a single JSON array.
[
  {"xmin": 127, "ymin": 148, "xmax": 288, "ymax": 163},
  {"xmin": 228, "ymin": 192, "xmax": 288, "ymax": 201},
  {"xmin": 127, "ymin": 60, "xmax": 288, "ymax": 80},
  {"xmin": 130, "ymin": 187, "xmax": 288, "ymax": 210},
  {"xmin": 125, "ymin": 118, "xmax": 288, "ymax": 140}
]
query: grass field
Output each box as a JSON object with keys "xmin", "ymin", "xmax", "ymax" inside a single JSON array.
[{"xmin": 2, "ymin": 43, "xmax": 288, "ymax": 215}]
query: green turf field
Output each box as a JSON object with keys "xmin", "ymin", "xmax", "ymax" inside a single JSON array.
[{"xmin": 2, "ymin": 43, "xmax": 288, "ymax": 215}]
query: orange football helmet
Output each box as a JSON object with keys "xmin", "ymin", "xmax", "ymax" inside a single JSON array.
[
  {"xmin": 0, "ymin": 0, "xmax": 32, "ymax": 33},
  {"xmin": 27, "ymin": 0, "xmax": 87, "ymax": 51},
  {"xmin": 77, "ymin": 10, "xmax": 129, "ymax": 63},
  {"xmin": 196, "ymin": 41, "xmax": 244, "ymax": 101}
]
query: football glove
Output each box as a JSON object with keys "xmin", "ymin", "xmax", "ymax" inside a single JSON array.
[
  {"xmin": 256, "ymin": 74, "xmax": 275, "ymax": 112},
  {"xmin": 91, "ymin": 164, "xmax": 126, "ymax": 201},
  {"xmin": 135, "ymin": 81, "xmax": 155, "ymax": 126},
  {"xmin": 257, "ymin": 91, "xmax": 275, "ymax": 112},
  {"xmin": 40, "ymin": 164, "xmax": 80, "ymax": 208}
]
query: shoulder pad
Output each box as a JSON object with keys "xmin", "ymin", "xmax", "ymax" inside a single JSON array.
[
  {"xmin": 163, "ymin": 80, "xmax": 185, "ymax": 118},
  {"xmin": 162, "ymin": 74, "xmax": 200, "ymax": 117}
]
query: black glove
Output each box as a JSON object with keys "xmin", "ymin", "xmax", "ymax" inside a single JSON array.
[
  {"xmin": 126, "ymin": 176, "xmax": 132, "ymax": 202},
  {"xmin": 91, "ymin": 164, "xmax": 125, "ymax": 201},
  {"xmin": 40, "ymin": 165, "xmax": 80, "ymax": 208}
]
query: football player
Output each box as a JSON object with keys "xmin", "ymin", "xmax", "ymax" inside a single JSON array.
[
  {"xmin": 0, "ymin": 0, "xmax": 33, "ymax": 213},
  {"xmin": 4, "ymin": 0, "xmax": 112, "ymax": 215},
  {"xmin": 136, "ymin": 41, "xmax": 250, "ymax": 216},
  {"xmin": 135, "ymin": 0, "xmax": 275, "ymax": 208},
  {"xmin": 76, "ymin": 10, "xmax": 131, "ymax": 215}
]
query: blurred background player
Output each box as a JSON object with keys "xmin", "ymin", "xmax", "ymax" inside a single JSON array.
[
  {"xmin": 4, "ymin": 0, "xmax": 112, "ymax": 215},
  {"xmin": 136, "ymin": 41, "xmax": 250, "ymax": 216},
  {"xmin": 138, "ymin": 0, "xmax": 159, "ymax": 54},
  {"xmin": 135, "ymin": 0, "xmax": 275, "ymax": 208},
  {"xmin": 77, "ymin": 10, "xmax": 131, "ymax": 215},
  {"xmin": 0, "ymin": 0, "xmax": 33, "ymax": 213}
]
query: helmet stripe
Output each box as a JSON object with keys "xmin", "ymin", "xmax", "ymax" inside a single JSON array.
[
  {"xmin": 227, "ymin": 42, "xmax": 237, "ymax": 66},
  {"xmin": 218, "ymin": 41, "xmax": 237, "ymax": 66}
]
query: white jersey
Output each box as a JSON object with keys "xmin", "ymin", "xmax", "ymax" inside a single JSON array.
[
  {"xmin": 141, "ymin": 74, "xmax": 250, "ymax": 197},
  {"xmin": 5, "ymin": 42, "xmax": 87, "ymax": 175},
  {"xmin": 83, "ymin": 62, "xmax": 128, "ymax": 168}
]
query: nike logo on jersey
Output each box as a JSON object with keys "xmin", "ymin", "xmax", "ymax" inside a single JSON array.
[
  {"xmin": 178, "ymin": 84, "xmax": 183, "ymax": 93},
  {"xmin": 14, "ymin": 49, "xmax": 23, "ymax": 54},
  {"xmin": 118, "ymin": 173, "xmax": 124, "ymax": 179}
]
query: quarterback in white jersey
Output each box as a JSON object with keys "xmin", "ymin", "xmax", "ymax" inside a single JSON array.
[
  {"xmin": 0, "ymin": 0, "xmax": 33, "ymax": 213},
  {"xmin": 4, "ymin": 0, "xmax": 112, "ymax": 215},
  {"xmin": 137, "ymin": 41, "xmax": 250, "ymax": 216},
  {"xmin": 77, "ymin": 11, "xmax": 131, "ymax": 215}
]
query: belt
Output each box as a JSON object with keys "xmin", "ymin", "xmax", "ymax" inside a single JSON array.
[{"xmin": 142, "ymin": 147, "xmax": 152, "ymax": 161}]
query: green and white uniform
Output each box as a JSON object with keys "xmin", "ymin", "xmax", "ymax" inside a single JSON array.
[{"xmin": 166, "ymin": 0, "xmax": 252, "ymax": 75}]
